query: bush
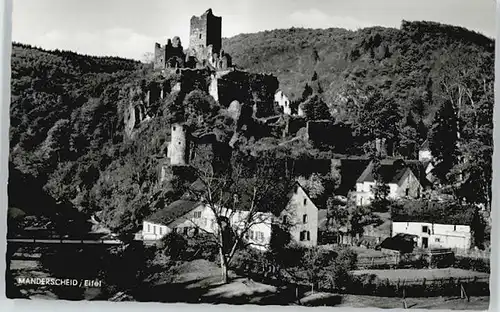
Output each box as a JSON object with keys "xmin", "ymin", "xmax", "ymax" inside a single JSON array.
[
  {"xmin": 346, "ymin": 274, "xmax": 489, "ymax": 297},
  {"xmin": 160, "ymin": 232, "xmax": 187, "ymax": 260},
  {"xmin": 454, "ymin": 256, "xmax": 490, "ymax": 273}
]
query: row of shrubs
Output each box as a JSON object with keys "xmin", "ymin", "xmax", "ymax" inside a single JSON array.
[
  {"xmin": 454, "ymin": 256, "xmax": 490, "ymax": 273},
  {"xmin": 346, "ymin": 274, "xmax": 490, "ymax": 297},
  {"xmin": 357, "ymin": 253, "xmax": 490, "ymax": 273}
]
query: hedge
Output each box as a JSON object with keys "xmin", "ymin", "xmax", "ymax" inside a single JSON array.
[
  {"xmin": 453, "ymin": 256, "xmax": 490, "ymax": 273},
  {"xmin": 345, "ymin": 274, "xmax": 489, "ymax": 297}
]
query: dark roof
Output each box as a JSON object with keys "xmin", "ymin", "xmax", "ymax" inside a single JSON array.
[
  {"xmin": 356, "ymin": 159, "xmax": 410, "ymax": 185},
  {"xmin": 404, "ymin": 160, "xmax": 432, "ymax": 188},
  {"xmin": 335, "ymin": 158, "xmax": 371, "ymax": 196},
  {"xmin": 356, "ymin": 158, "xmax": 431, "ymax": 188},
  {"xmin": 145, "ymin": 200, "xmax": 200, "ymax": 225},
  {"xmin": 379, "ymin": 234, "xmax": 417, "ymax": 253}
]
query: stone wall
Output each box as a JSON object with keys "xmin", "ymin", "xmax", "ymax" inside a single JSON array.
[
  {"xmin": 189, "ymin": 9, "xmax": 222, "ymax": 59},
  {"xmin": 154, "ymin": 43, "xmax": 166, "ymax": 70},
  {"xmin": 167, "ymin": 123, "xmax": 189, "ymax": 166},
  {"xmin": 213, "ymin": 69, "xmax": 279, "ymax": 118}
]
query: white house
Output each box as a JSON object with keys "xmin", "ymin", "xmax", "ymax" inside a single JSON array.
[
  {"xmin": 279, "ymin": 182, "xmax": 319, "ymax": 247},
  {"xmin": 355, "ymin": 159, "xmax": 424, "ymax": 206},
  {"xmin": 142, "ymin": 200, "xmax": 207, "ymax": 240},
  {"xmin": 274, "ymin": 90, "xmax": 292, "ymax": 115},
  {"xmin": 141, "ymin": 182, "xmax": 319, "ymax": 251},
  {"xmin": 392, "ymin": 221, "xmax": 472, "ymax": 250}
]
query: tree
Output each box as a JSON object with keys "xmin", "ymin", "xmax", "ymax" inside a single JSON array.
[
  {"xmin": 356, "ymin": 89, "xmax": 402, "ymax": 155},
  {"xmin": 398, "ymin": 125, "xmax": 418, "ymax": 159},
  {"xmin": 301, "ymin": 95, "xmax": 330, "ymax": 120},
  {"xmin": 142, "ymin": 52, "xmax": 154, "ymax": 64},
  {"xmin": 429, "ymin": 100, "xmax": 459, "ymax": 185},
  {"xmin": 187, "ymin": 151, "xmax": 294, "ymax": 283},
  {"xmin": 370, "ymin": 155, "xmax": 390, "ymax": 212},
  {"xmin": 38, "ymin": 119, "xmax": 71, "ymax": 167},
  {"xmin": 297, "ymin": 173, "xmax": 324, "ymax": 199}
]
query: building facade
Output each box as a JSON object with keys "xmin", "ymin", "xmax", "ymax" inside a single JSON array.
[
  {"xmin": 392, "ymin": 221, "xmax": 472, "ymax": 250},
  {"xmin": 141, "ymin": 183, "xmax": 319, "ymax": 250},
  {"xmin": 280, "ymin": 182, "xmax": 319, "ymax": 248},
  {"xmin": 355, "ymin": 160, "xmax": 424, "ymax": 206}
]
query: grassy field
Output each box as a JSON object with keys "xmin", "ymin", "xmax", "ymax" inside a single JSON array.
[
  {"xmin": 351, "ymin": 268, "xmax": 490, "ymax": 282},
  {"xmin": 141, "ymin": 259, "xmax": 489, "ymax": 309}
]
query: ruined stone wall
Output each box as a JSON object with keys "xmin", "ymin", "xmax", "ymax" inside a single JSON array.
[
  {"xmin": 189, "ymin": 9, "xmax": 222, "ymax": 63},
  {"xmin": 307, "ymin": 121, "xmax": 353, "ymax": 152},
  {"xmin": 214, "ymin": 70, "xmax": 279, "ymax": 117},
  {"xmin": 167, "ymin": 123, "xmax": 189, "ymax": 166},
  {"xmin": 179, "ymin": 68, "xmax": 212, "ymax": 94},
  {"xmin": 275, "ymin": 90, "xmax": 292, "ymax": 115},
  {"xmin": 154, "ymin": 43, "xmax": 166, "ymax": 70}
]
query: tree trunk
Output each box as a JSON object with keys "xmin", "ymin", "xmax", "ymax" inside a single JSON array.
[{"xmin": 219, "ymin": 248, "xmax": 229, "ymax": 284}]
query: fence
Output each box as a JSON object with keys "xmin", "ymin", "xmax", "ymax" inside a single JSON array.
[
  {"xmin": 452, "ymin": 248, "xmax": 490, "ymax": 259},
  {"xmin": 347, "ymin": 275, "xmax": 490, "ymax": 298},
  {"xmin": 357, "ymin": 255, "xmax": 399, "ymax": 268}
]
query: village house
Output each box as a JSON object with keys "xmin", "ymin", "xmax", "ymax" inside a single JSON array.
[
  {"xmin": 392, "ymin": 221, "xmax": 472, "ymax": 250},
  {"xmin": 141, "ymin": 182, "xmax": 319, "ymax": 251},
  {"xmin": 355, "ymin": 159, "xmax": 425, "ymax": 206},
  {"xmin": 141, "ymin": 200, "xmax": 207, "ymax": 240},
  {"xmin": 418, "ymin": 139, "xmax": 435, "ymax": 183},
  {"xmin": 418, "ymin": 139, "xmax": 432, "ymax": 162}
]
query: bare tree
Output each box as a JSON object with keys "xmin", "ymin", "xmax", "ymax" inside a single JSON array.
[
  {"xmin": 185, "ymin": 150, "xmax": 294, "ymax": 283},
  {"xmin": 142, "ymin": 52, "xmax": 154, "ymax": 64}
]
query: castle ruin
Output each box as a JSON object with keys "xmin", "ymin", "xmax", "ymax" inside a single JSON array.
[
  {"xmin": 154, "ymin": 9, "xmax": 232, "ymax": 72},
  {"xmin": 167, "ymin": 123, "xmax": 190, "ymax": 166}
]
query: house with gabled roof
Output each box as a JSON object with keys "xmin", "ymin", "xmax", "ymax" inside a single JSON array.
[
  {"xmin": 418, "ymin": 139, "xmax": 432, "ymax": 162},
  {"xmin": 142, "ymin": 200, "xmax": 207, "ymax": 240},
  {"xmin": 354, "ymin": 159, "xmax": 425, "ymax": 207},
  {"xmin": 141, "ymin": 181, "xmax": 320, "ymax": 250}
]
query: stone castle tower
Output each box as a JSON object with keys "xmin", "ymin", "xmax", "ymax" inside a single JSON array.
[
  {"xmin": 189, "ymin": 8, "xmax": 222, "ymax": 63},
  {"xmin": 167, "ymin": 123, "xmax": 189, "ymax": 166}
]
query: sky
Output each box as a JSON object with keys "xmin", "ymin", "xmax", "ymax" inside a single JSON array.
[{"xmin": 10, "ymin": 0, "xmax": 497, "ymax": 61}]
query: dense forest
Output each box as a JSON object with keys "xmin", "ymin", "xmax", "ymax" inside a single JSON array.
[{"xmin": 8, "ymin": 20, "xmax": 494, "ymax": 237}]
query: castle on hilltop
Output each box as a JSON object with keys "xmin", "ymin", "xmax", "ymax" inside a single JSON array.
[{"xmin": 154, "ymin": 9, "xmax": 232, "ymax": 72}]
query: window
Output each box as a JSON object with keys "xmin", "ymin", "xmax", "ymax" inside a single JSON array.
[
  {"xmin": 303, "ymin": 198, "xmax": 307, "ymax": 206},
  {"xmin": 147, "ymin": 224, "xmax": 150, "ymax": 232},
  {"xmin": 282, "ymin": 215, "xmax": 288, "ymax": 225},
  {"xmin": 303, "ymin": 214, "xmax": 308, "ymax": 224},
  {"xmin": 153, "ymin": 226, "xmax": 156, "ymax": 235},
  {"xmin": 199, "ymin": 34, "xmax": 202, "ymax": 39},
  {"xmin": 422, "ymin": 226, "xmax": 428, "ymax": 233},
  {"xmin": 194, "ymin": 211, "xmax": 202, "ymax": 219},
  {"xmin": 417, "ymin": 188, "xmax": 421, "ymax": 198},
  {"xmin": 454, "ymin": 225, "xmax": 457, "ymax": 231},
  {"xmin": 300, "ymin": 231, "xmax": 310, "ymax": 241},
  {"xmin": 249, "ymin": 231, "xmax": 254, "ymax": 240},
  {"xmin": 435, "ymin": 238, "xmax": 441, "ymax": 243},
  {"xmin": 183, "ymin": 227, "xmax": 189, "ymax": 235},
  {"xmin": 256, "ymin": 232, "xmax": 264, "ymax": 242},
  {"xmin": 173, "ymin": 126, "xmax": 176, "ymax": 131},
  {"xmin": 159, "ymin": 227, "xmax": 162, "ymax": 235},
  {"xmin": 405, "ymin": 188, "xmax": 410, "ymax": 196}
]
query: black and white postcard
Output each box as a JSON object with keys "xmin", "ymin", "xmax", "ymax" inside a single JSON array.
[{"xmin": 5, "ymin": 0, "xmax": 495, "ymax": 310}]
